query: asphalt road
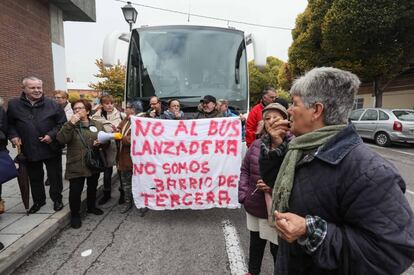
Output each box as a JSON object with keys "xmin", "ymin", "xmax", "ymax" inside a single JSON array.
[{"xmin": 13, "ymin": 141, "xmax": 414, "ymax": 275}]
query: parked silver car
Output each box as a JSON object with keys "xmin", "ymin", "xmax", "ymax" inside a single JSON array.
[{"xmin": 349, "ymin": 108, "xmax": 414, "ymax": 146}]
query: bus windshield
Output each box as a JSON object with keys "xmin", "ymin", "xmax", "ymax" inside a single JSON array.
[{"xmin": 126, "ymin": 26, "xmax": 248, "ymax": 113}]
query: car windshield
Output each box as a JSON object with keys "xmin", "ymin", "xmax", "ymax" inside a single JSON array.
[{"xmin": 393, "ymin": 110, "xmax": 414, "ymax": 121}]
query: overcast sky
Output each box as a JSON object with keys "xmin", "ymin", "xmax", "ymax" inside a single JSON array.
[{"xmin": 63, "ymin": 0, "xmax": 308, "ymax": 84}]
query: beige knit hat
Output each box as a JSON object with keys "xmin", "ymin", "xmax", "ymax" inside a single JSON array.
[{"xmin": 262, "ymin": 102, "xmax": 288, "ymax": 119}]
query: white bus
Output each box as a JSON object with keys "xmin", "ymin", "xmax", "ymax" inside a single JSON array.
[{"xmin": 103, "ymin": 25, "xmax": 266, "ymax": 115}]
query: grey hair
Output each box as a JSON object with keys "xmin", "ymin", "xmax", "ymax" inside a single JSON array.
[
  {"xmin": 127, "ymin": 99, "xmax": 143, "ymax": 114},
  {"xmin": 22, "ymin": 76, "xmax": 43, "ymax": 87},
  {"xmin": 290, "ymin": 67, "xmax": 360, "ymax": 125}
]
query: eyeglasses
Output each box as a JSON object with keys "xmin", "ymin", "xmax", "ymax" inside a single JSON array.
[
  {"xmin": 54, "ymin": 96, "xmax": 64, "ymax": 99},
  {"xmin": 150, "ymin": 102, "xmax": 159, "ymax": 106},
  {"xmin": 73, "ymin": 107, "xmax": 86, "ymax": 111}
]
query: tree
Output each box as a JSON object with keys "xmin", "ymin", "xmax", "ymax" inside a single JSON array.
[
  {"xmin": 277, "ymin": 89, "xmax": 292, "ymax": 103},
  {"xmin": 288, "ymin": 0, "xmax": 414, "ymax": 107},
  {"xmin": 68, "ymin": 91, "xmax": 80, "ymax": 103},
  {"xmin": 249, "ymin": 56, "xmax": 284, "ymax": 106},
  {"xmin": 89, "ymin": 59, "xmax": 126, "ymax": 102},
  {"xmin": 277, "ymin": 62, "xmax": 293, "ymax": 91},
  {"xmin": 288, "ymin": 0, "xmax": 334, "ymax": 75}
]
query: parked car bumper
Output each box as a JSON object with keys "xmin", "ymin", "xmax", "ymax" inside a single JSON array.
[{"xmin": 389, "ymin": 131, "xmax": 414, "ymax": 143}]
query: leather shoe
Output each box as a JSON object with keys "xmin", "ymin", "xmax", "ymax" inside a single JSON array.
[
  {"xmin": 71, "ymin": 215, "xmax": 82, "ymax": 229},
  {"xmin": 28, "ymin": 202, "xmax": 46, "ymax": 214},
  {"xmin": 87, "ymin": 208, "xmax": 104, "ymax": 215},
  {"xmin": 53, "ymin": 201, "xmax": 64, "ymax": 212}
]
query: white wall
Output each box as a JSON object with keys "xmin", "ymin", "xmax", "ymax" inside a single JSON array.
[{"xmin": 52, "ymin": 42, "xmax": 67, "ymax": 91}]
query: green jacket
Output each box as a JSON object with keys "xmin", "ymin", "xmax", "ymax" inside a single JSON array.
[{"xmin": 57, "ymin": 119, "xmax": 104, "ymax": 179}]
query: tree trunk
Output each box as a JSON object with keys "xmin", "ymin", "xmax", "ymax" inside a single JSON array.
[{"xmin": 373, "ymin": 76, "xmax": 383, "ymax": 108}]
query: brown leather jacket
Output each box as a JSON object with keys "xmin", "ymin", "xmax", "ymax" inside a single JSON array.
[{"xmin": 116, "ymin": 117, "xmax": 133, "ymax": 171}]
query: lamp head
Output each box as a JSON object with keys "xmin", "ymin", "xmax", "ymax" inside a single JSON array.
[{"xmin": 121, "ymin": 1, "xmax": 138, "ymax": 25}]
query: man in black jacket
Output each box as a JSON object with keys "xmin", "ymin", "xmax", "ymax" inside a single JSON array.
[
  {"xmin": 7, "ymin": 76, "xmax": 67, "ymax": 213},
  {"xmin": 271, "ymin": 67, "xmax": 414, "ymax": 275}
]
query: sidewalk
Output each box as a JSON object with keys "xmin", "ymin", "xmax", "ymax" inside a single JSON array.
[{"xmin": 0, "ymin": 145, "xmax": 114, "ymax": 275}]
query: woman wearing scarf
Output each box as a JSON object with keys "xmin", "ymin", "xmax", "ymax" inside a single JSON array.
[
  {"xmin": 271, "ymin": 67, "xmax": 414, "ymax": 275},
  {"xmin": 162, "ymin": 99, "xmax": 185, "ymax": 120},
  {"xmin": 91, "ymin": 95, "xmax": 125, "ymax": 205},
  {"xmin": 239, "ymin": 102, "xmax": 289, "ymax": 275}
]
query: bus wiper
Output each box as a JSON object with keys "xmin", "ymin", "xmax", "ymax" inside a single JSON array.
[{"xmin": 235, "ymin": 40, "xmax": 246, "ymax": 84}]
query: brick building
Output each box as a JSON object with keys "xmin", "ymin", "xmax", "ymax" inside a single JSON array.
[{"xmin": 0, "ymin": 0, "xmax": 95, "ymax": 104}]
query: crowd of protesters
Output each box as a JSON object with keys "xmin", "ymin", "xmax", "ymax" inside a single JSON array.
[
  {"xmin": 0, "ymin": 80, "xmax": 244, "ymax": 231},
  {"xmin": 1, "ymin": 69, "xmax": 414, "ymax": 275}
]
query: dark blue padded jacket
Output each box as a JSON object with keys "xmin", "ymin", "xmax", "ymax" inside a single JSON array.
[{"xmin": 277, "ymin": 124, "xmax": 414, "ymax": 275}]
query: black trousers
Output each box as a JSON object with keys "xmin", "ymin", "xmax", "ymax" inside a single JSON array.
[
  {"xmin": 103, "ymin": 167, "xmax": 113, "ymax": 192},
  {"xmin": 248, "ymin": 231, "xmax": 278, "ymax": 275},
  {"xmin": 103, "ymin": 166, "xmax": 123, "ymax": 193},
  {"xmin": 27, "ymin": 155, "xmax": 63, "ymax": 204},
  {"xmin": 69, "ymin": 173, "xmax": 100, "ymax": 216}
]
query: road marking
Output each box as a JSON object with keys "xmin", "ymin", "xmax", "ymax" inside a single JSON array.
[
  {"xmin": 388, "ymin": 149, "xmax": 414, "ymax": 156},
  {"xmin": 367, "ymin": 144, "xmax": 414, "ymax": 156},
  {"xmin": 221, "ymin": 219, "xmax": 247, "ymax": 275},
  {"xmin": 406, "ymin": 189, "xmax": 414, "ymax": 196}
]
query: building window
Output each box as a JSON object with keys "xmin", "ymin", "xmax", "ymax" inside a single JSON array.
[{"xmin": 353, "ymin": 98, "xmax": 364, "ymax": 110}]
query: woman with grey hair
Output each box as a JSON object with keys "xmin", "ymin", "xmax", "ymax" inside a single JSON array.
[{"xmin": 271, "ymin": 67, "xmax": 414, "ymax": 275}]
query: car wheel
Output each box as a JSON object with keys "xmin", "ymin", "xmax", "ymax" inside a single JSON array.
[{"xmin": 375, "ymin": 132, "xmax": 391, "ymax": 147}]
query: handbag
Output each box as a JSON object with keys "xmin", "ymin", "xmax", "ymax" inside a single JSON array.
[
  {"xmin": 0, "ymin": 150, "xmax": 18, "ymax": 184},
  {"xmin": 76, "ymin": 128, "xmax": 107, "ymax": 172}
]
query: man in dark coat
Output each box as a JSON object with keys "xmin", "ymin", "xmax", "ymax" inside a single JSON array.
[
  {"xmin": 7, "ymin": 76, "xmax": 67, "ymax": 213},
  {"xmin": 271, "ymin": 67, "xmax": 414, "ymax": 275},
  {"xmin": 194, "ymin": 95, "xmax": 222, "ymax": 119}
]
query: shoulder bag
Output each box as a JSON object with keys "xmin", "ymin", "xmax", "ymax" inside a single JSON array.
[{"xmin": 76, "ymin": 127, "xmax": 107, "ymax": 172}]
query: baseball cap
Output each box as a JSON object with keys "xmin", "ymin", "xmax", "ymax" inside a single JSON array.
[
  {"xmin": 200, "ymin": 95, "xmax": 217, "ymax": 104},
  {"xmin": 262, "ymin": 102, "xmax": 288, "ymax": 119}
]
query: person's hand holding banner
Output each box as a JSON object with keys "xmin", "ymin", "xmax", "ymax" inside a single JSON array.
[{"xmin": 131, "ymin": 117, "xmax": 242, "ymax": 210}]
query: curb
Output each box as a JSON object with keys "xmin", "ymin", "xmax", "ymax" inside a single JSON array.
[{"xmin": 0, "ymin": 173, "xmax": 118, "ymax": 275}]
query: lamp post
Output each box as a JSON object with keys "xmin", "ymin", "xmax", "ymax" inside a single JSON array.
[{"xmin": 121, "ymin": 1, "xmax": 138, "ymax": 31}]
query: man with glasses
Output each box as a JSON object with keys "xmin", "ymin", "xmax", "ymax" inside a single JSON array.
[
  {"xmin": 146, "ymin": 96, "xmax": 163, "ymax": 119},
  {"xmin": 7, "ymin": 76, "xmax": 66, "ymax": 213},
  {"xmin": 245, "ymin": 86, "xmax": 277, "ymax": 147}
]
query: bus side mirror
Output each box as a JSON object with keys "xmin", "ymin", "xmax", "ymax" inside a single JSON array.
[
  {"xmin": 102, "ymin": 31, "xmax": 130, "ymax": 67},
  {"xmin": 246, "ymin": 33, "xmax": 267, "ymax": 69}
]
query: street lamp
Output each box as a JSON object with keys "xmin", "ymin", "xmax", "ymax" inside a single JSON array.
[{"xmin": 121, "ymin": 1, "xmax": 138, "ymax": 31}]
